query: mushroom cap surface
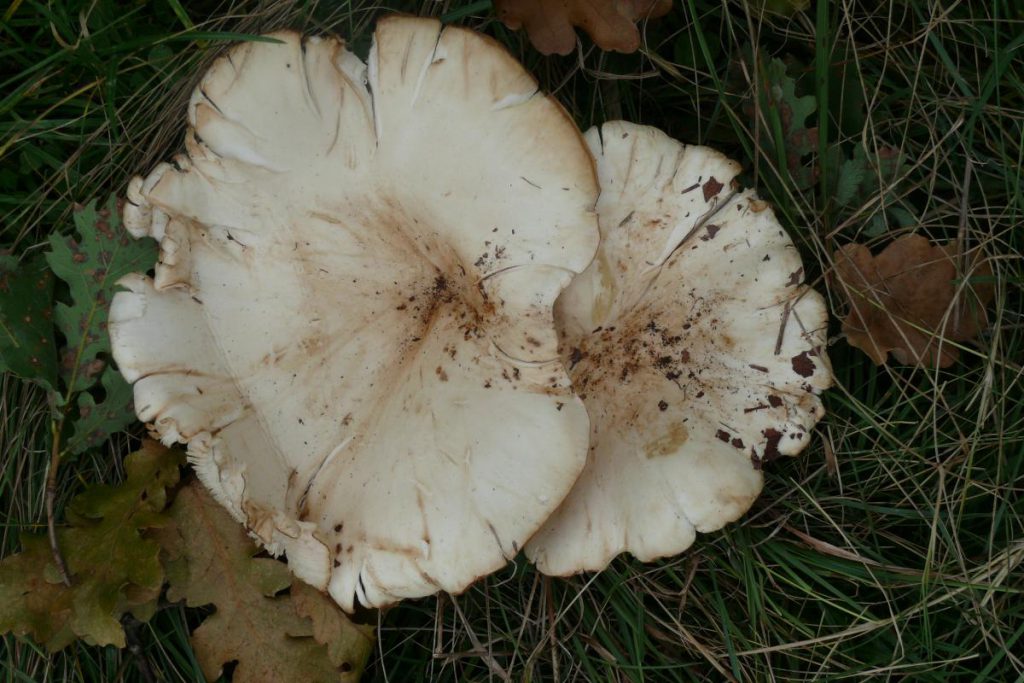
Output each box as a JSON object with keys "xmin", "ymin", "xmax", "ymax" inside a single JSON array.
[
  {"xmin": 111, "ymin": 18, "xmax": 599, "ymax": 610},
  {"xmin": 525, "ymin": 122, "xmax": 832, "ymax": 575}
]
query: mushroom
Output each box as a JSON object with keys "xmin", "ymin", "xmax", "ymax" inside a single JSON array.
[
  {"xmin": 525, "ymin": 122, "xmax": 832, "ymax": 575},
  {"xmin": 110, "ymin": 17, "xmax": 600, "ymax": 610}
]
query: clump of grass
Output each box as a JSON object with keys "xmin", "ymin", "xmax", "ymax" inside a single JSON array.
[{"xmin": 2, "ymin": 1, "xmax": 1021, "ymax": 681}]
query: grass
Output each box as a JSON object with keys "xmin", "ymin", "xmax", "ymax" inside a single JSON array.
[{"xmin": 2, "ymin": 0, "xmax": 1022, "ymax": 680}]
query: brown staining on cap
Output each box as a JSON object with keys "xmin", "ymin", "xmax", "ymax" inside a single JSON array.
[
  {"xmin": 786, "ymin": 268, "xmax": 803, "ymax": 286},
  {"xmin": 658, "ymin": 399, "xmax": 669, "ymax": 411},
  {"xmin": 435, "ymin": 365, "xmax": 449, "ymax": 382},
  {"xmin": 715, "ymin": 429, "xmax": 730, "ymax": 443},
  {"xmin": 702, "ymin": 176, "xmax": 724, "ymax": 201},
  {"xmin": 767, "ymin": 394, "xmax": 783, "ymax": 408},
  {"xmin": 644, "ymin": 422, "xmax": 688, "ymax": 458},
  {"xmin": 791, "ymin": 350, "xmax": 816, "ymax": 378}
]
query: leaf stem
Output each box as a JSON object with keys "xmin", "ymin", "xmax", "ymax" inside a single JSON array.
[{"xmin": 46, "ymin": 420, "xmax": 71, "ymax": 586}]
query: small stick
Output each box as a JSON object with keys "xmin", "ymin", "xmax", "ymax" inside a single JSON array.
[
  {"xmin": 774, "ymin": 301, "xmax": 792, "ymax": 356},
  {"xmin": 45, "ymin": 424, "xmax": 71, "ymax": 586},
  {"xmin": 545, "ymin": 577, "xmax": 560, "ymax": 682}
]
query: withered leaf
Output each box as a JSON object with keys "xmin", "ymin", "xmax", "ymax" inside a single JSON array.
[
  {"xmin": 159, "ymin": 482, "xmax": 373, "ymax": 683},
  {"xmin": 834, "ymin": 234, "xmax": 994, "ymax": 367},
  {"xmin": 292, "ymin": 582, "xmax": 375, "ymax": 678},
  {"xmin": 495, "ymin": 0, "xmax": 672, "ymax": 55},
  {"xmin": 0, "ymin": 535, "xmax": 77, "ymax": 651},
  {"xmin": 0, "ymin": 442, "xmax": 182, "ymax": 650}
]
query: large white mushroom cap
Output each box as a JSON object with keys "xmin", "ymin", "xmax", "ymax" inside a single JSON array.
[
  {"xmin": 526, "ymin": 122, "xmax": 832, "ymax": 575},
  {"xmin": 110, "ymin": 17, "xmax": 599, "ymax": 610}
]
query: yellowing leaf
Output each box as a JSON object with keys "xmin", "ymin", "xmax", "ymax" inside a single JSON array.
[
  {"xmin": 160, "ymin": 483, "xmax": 374, "ymax": 683},
  {"xmin": 834, "ymin": 234, "xmax": 994, "ymax": 367},
  {"xmin": 0, "ymin": 442, "xmax": 182, "ymax": 650},
  {"xmin": 0, "ymin": 535, "xmax": 77, "ymax": 651},
  {"xmin": 495, "ymin": 0, "xmax": 672, "ymax": 55}
]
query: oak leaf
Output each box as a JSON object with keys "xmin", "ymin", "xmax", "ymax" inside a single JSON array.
[
  {"xmin": 46, "ymin": 196, "xmax": 157, "ymax": 392},
  {"xmin": 495, "ymin": 0, "xmax": 672, "ymax": 55},
  {"xmin": 746, "ymin": 57, "xmax": 819, "ymax": 189},
  {"xmin": 292, "ymin": 582, "xmax": 375, "ymax": 678},
  {"xmin": 834, "ymin": 234, "xmax": 994, "ymax": 367},
  {"xmin": 159, "ymin": 482, "xmax": 373, "ymax": 683},
  {"xmin": 0, "ymin": 253, "xmax": 58, "ymax": 389},
  {"xmin": 0, "ymin": 442, "xmax": 182, "ymax": 650},
  {"xmin": 64, "ymin": 365, "xmax": 137, "ymax": 456}
]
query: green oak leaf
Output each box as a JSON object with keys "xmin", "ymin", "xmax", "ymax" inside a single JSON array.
[
  {"xmin": 65, "ymin": 364, "xmax": 136, "ymax": 456},
  {"xmin": 744, "ymin": 57, "xmax": 820, "ymax": 190},
  {"xmin": 46, "ymin": 196, "xmax": 157, "ymax": 392},
  {"xmin": 0, "ymin": 253, "xmax": 58, "ymax": 389}
]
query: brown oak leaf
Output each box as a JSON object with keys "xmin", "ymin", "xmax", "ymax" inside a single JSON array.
[
  {"xmin": 158, "ymin": 482, "xmax": 373, "ymax": 683},
  {"xmin": 495, "ymin": 0, "xmax": 672, "ymax": 55},
  {"xmin": 833, "ymin": 234, "xmax": 994, "ymax": 367}
]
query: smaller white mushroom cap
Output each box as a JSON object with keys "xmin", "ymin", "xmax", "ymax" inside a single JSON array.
[
  {"xmin": 111, "ymin": 18, "xmax": 600, "ymax": 610},
  {"xmin": 526, "ymin": 122, "xmax": 833, "ymax": 575}
]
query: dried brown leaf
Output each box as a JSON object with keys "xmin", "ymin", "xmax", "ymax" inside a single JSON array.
[
  {"xmin": 495, "ymin": 0, "xmax": 672, "ymax": 55},
  {"xmin": 833, "ymin": 234, "xmax": 994, "ymax": 367},
  {"xmin": 159, "ymin": 482, "xmax": 373, "ymax": 683},
  {"xmin": 292, "ymin": 582, "xmax": 374, "ymax": 678}
]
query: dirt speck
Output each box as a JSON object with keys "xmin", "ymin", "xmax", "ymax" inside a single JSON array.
[
  {"xmin": 702, "ymin": 176, "xmax": 724, "ymax": 201},
  {"xmin": 791, "ymin": 351, "xmax": 816, "ymax": 377},
  {"xmin": 762, "ymin": 428, "xmax": 783, "ymax": 462}
]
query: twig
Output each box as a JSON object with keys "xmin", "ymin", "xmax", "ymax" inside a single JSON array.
[
  {"xmin": 544, "ymin": 577, "xmax": 559, "ymax": 682},
  {"xmin": 45, "ymin": 422, "xmax": 71, "ymax": 586},
  {"xmin": 774, "ymin": 301, "xmax": 792, "ymax": 356}
]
